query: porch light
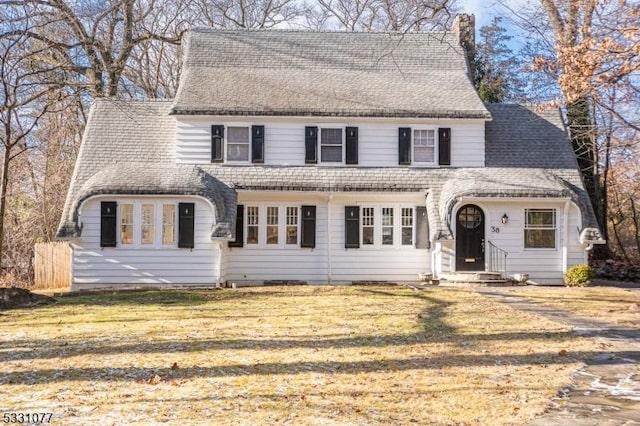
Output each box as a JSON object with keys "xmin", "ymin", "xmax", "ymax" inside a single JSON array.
[{"xmin": 501, "ymin": 214, "xmax": 509, "ymax": 224}]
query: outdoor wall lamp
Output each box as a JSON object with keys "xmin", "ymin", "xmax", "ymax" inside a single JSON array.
[{"xmin": 501, "ymin": 213, "xmax": 509, "ymax": 224}]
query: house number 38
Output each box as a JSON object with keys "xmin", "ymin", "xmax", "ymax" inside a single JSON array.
[{"xmin": 490, "ymin": 226, "xmax": 500, "ymax": 233}]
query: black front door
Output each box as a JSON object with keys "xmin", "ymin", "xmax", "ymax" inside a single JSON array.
[{"xmin": 455, "ymin": 204, "xmax": 485, "ymax": 271}]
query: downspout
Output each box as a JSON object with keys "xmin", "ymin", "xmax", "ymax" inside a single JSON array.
[
  {"xmin": 216, "ymin": 241, "xmax": 223, "ymax": 288},
  {"xmin": 562, "ymin": 200, "xmax": 570, "ymax": 273},
  {"xmin": 327, "ymin": 194, "xmax": 333, "ymax": 284}
]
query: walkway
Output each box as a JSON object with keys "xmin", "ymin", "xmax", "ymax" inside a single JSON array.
[{"xmin": 477, "ymin": 288, "xmax": 640, "ymax": 426}]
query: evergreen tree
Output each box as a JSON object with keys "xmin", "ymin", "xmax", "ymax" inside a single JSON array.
[{"xmin": 474, "ymin": 17, "xmax": 523, "ymax": 103}]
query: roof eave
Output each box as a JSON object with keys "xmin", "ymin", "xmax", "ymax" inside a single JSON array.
[{"xmin": 169, "ymin": 108, "xmax": 492, "ymax": 120}]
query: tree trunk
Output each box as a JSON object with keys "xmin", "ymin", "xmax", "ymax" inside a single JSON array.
[{"xmin": 0, "ymin": 146, "xmax": 13, "ymax": 271}]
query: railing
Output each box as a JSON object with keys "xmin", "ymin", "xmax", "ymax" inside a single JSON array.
[{"xmin": 486, "ymin": 241, "xmax": 508, "ymax": 278}]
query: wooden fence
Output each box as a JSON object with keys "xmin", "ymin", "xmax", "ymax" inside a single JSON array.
[{"xmin": 33, "ymin": 242, "xmax": 71, "ymax": 289}]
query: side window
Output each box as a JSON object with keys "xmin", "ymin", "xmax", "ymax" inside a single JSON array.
[
  {"xmin": 525, "ymin": 209, "xmax": 556, "ymax": 249},
  {"xmin": 120, "ymin": 204, "xmax": 134, "ymax": 245}
]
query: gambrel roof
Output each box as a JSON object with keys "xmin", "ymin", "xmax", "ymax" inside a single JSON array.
[
  {"xmin": 56, "ymin": 99, "xmax": 599, "ymax": 242},
  {"xmin": 171, "ymin": 29, "xmax": 490, "ymax": 119}
]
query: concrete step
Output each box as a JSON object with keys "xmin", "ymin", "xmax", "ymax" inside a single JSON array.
[
  {"xmin": 439, "ymin": 272, "xmax": 514, "ymax": 287},
  {"xmin": 440, "ymin": 271, "xmax": 502, "ymax": 281}
]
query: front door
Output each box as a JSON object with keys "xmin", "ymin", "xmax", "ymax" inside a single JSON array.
[{"xmin": 455, "ymin": 204, "xmax": 485, "ymax": 271}]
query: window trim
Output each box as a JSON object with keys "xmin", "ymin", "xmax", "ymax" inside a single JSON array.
[
  {"xmin": 412, "ymin": 127, "xmax": 438, "ymax": 166},
  {"xmin": 524, "ymin": 208, "xmax": 557, "ymax": 250}
]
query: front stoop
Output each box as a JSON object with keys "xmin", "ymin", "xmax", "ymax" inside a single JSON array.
[{"xmin": 439, "ymin": 272, "xmax": 514, "ymax": 287}]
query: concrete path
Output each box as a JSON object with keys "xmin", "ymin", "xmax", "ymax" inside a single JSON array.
[{"xmin": 477, "ymin": 288, "xmax": 640, "ymax": 426}]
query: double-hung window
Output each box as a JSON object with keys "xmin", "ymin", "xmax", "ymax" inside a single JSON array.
[
  {"xmin": 320, "ymin": 128, "xmax": 343, "ymax": 163},
  {"xmin": 286, "ymin": 207, "xmax": 298, "ymax": 245},
  {"xmin": 120, "ymin": 204, "xmax": 134, "ymax": 245},
  {"xmin": 227, "ymin": 126, "xmax": 250, "ymax": 162},
  {"xmin": 382, "ymin": 208, "xmax": 394, "ymax": 245},
  {"xmin": 414, "ymin": 129, "xmax": 435, "ymax": 164},
  {"xmin": 362, "ymin": 207, "xmax": 375, "ymax": 245},
  {"xmin": 401, "ymin": 208, "xmax": 414, "ymax": 245},
  {"xmin": 242, "ymin": 204, "xmax": 302, "ymax": 247},
  {"xmin": 141, "ymin": 204, "xmax": 154, "ymax": 245},
  {"xmin": 267, "ymin": 207, "xmax": 279, "ymax": 244},
  {"xmin": 354, "ymin": 206, "xmax": 418, "ymax": 248},
  {"xmin": 524, "ymin": 209, "xmax": 556, "ymax": 249},
  {"xmin": 162, "ymin": 204, "xmax": 176, "ymax": 245},
  {"xmin": 247, "ymin": 207, "xmax": 259, "ymax": 245}
]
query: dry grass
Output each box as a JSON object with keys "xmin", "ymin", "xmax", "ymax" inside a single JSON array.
[
  {"xmin": 0, "ymin": 286, "xmax": 603, "ymax": 425},
  {"xmin": 509, "ymin": 286, "xmax": 640, "ymax": 327}
]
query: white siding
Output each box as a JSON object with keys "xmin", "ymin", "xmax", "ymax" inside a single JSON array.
[
  {"xmin": 454, "ymin": 199, "xmax": 586, "ymax": 285},
  {"xmin": 72, "ymin": 196, "xmax": 220, "ymax": 289},
  {"xmin": 225, "ymin": 192, "xmax": 432, "ymax": 284},
  {"xmin": 176, "ymin": 117, "xmax": 485, "ymax": 167}
]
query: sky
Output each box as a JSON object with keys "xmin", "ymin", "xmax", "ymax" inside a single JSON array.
[{"xmin": 457, "ymin": 0, "xmax": 530, "ymax": 48}]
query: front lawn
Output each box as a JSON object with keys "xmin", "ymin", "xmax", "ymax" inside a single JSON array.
[
  {"xmin": 0, "ymin": 286, "xmax": 602, "ymax": 425},
  {"xmin": 506, "ymin": 286, "xmax": 640, "ymax": 327}
]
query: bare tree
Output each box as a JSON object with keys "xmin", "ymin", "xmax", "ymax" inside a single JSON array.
[
  {"xmin": 192, "ymin": 0, "xmax": 306, "ymax": 28},
  {"xmin": 0, "ymin": 29, "xmax": 66, "ymax": 275},
  {"xmin": 0, "ymin": 0, "xmax": 186, "ymax": 98},
  {"xmin": 307, "ymin": 0, "xmax": 459, "ymax": 31}
]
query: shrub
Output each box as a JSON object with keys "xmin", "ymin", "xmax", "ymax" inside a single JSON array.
[{"xmin": 564, "ymin": 264, "xmax": 594, "ymax": 287}]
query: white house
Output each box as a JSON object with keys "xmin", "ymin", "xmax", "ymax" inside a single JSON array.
[{"xmin": 56, "ymin": 16, "xmax": 604, "ymax": 290}]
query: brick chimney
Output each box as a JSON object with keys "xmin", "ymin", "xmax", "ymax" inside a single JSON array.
[{"xmin": 453, "ymin": 14, "xmax": 476, "ymax": 78}]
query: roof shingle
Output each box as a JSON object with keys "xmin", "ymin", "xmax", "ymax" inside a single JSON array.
[{"xmin": 171, "ymin": 29, "xmax": 490, "ymax": 119}]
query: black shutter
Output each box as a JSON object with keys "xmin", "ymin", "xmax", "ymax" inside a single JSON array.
[
  {"xmin": 251, "ymin": 126, "xmax": 264, "ymax": 163},
  {"xmin": 415, "ymin": 206, "xmax": 430, "ymax": 249},
  {"xmin": 178, "ymin": 202, "xmax": 195, "ymax": 249},
  {"xmin": 301, "ymin": 205, "xmax": 316, "ymax": 248},
  {"xmin": 345, "ymin": 206, "xmax": 360, "ymax": 248},
  {"xmin": 399, "ymin": 127, "xmax": 411, "ymax": 165},
  {"xmin": 100, "ymin": 201, "xmax": 117, "ymax": 247},
  {"xmin": 211, "ymin": 125, "xmax": 224, "ymax": 163},
  {"xmin": 305, "ymin": 126, "xmax": 318, "ymax": 164},
  {"xmin": 438, "ymin": 127, "xmax": 451, "ymax": 166},
  {"xmin": 345, "ymin": 126, "xmax": 358, "ymax": 165},
  {"xmin": 228, "ymin": 204, "xmax": 244, "ymax": 248}
]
